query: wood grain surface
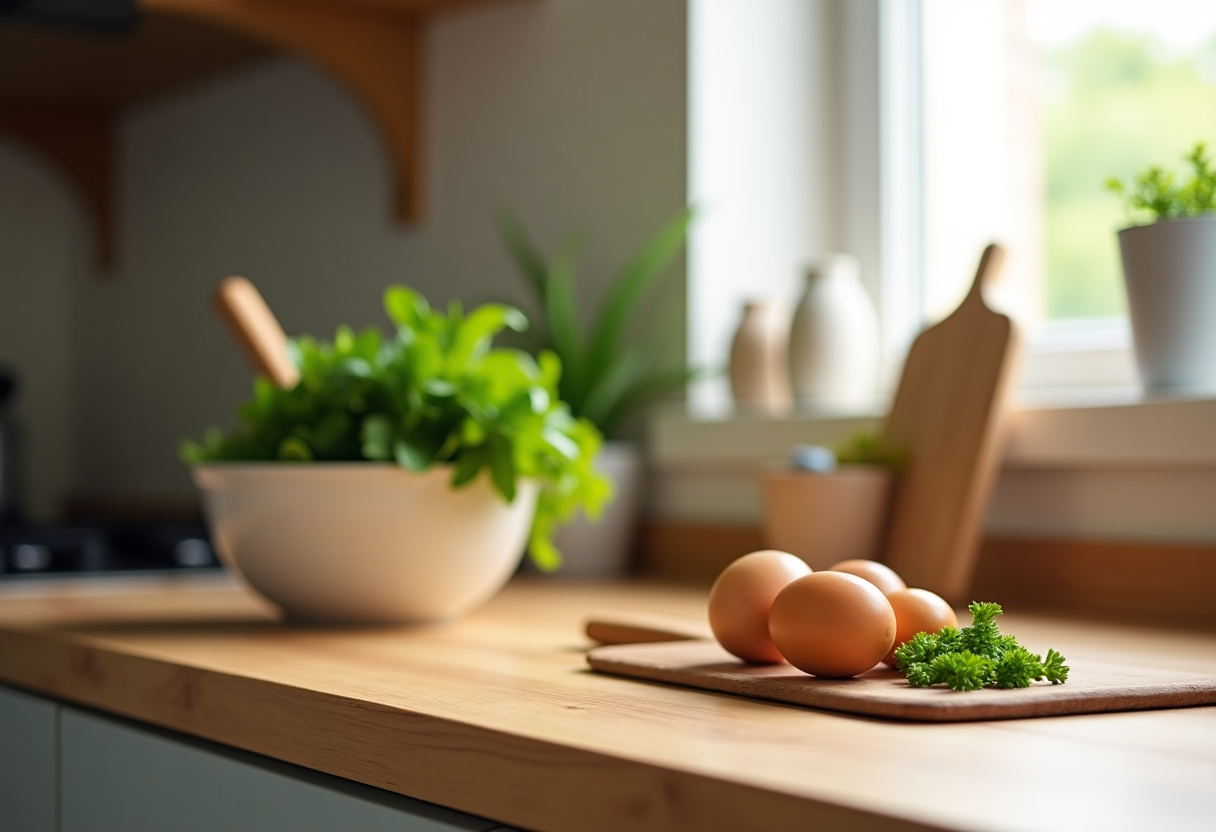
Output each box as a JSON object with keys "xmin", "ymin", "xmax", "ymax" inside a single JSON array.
[
  {"xmin": 881, "ymin": 244, "xmax": 1021, "ymax": 603},
  {"xmin": 2, "ymin": 576, "xmax": 1216, "ymax": 832}
]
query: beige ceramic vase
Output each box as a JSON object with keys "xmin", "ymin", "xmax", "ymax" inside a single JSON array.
[{"xmin": 728, "ymin": 301, "xmax": 792, "ymax": 414}]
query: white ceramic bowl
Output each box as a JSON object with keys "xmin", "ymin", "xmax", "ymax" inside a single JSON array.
[{"xmin": 194, "ymin": 464, "xmax": 538, "ymax": 625}]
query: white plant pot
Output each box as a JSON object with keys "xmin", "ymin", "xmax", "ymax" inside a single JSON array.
[
  {"xmin": 547, "ymin": 441, "xmax": 643, "ymax": 577},
  {"xmin": 1118, "ymin": 216, "xmax": 1216, "ymax": 393}
]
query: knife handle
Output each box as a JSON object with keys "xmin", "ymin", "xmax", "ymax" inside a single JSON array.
[{"xmin": 584, "ymin": 613, "xmax": 712, "ymax": 645}]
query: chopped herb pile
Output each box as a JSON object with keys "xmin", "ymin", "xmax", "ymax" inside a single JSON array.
[{"xmin": 893, "ymin": 602, "xmax": 1070, "ymax": 692}]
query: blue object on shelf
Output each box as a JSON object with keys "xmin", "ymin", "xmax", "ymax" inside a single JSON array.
[{"xmin": 789, "ymin": 444, "xmax": 837, "ymax": 473}]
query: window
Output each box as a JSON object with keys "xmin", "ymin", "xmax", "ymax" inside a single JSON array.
[
  {"xmin": 687, "ymin": 1, "xmax": 1216, "ymax": 412},
  {"xmin": 668, "ymin": 0, "xmax": 1216, "ymax": 538},
  {"xmin": 921, "ymin": 0, "xmax": 1216, "ymax": 392}
]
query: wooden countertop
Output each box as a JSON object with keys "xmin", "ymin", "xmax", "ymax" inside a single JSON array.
[{"xmin": 2, "ymin": 574, "xmax": 1215, "ymax": 832}]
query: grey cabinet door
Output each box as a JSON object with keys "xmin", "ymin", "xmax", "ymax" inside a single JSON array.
[
  {"xmin": 59, "ymin": 707, "xmax": 500, "ymax": 832},
  {"xmin": 0, "ymin": 684, "xmax": 57, "ymax": 832}
]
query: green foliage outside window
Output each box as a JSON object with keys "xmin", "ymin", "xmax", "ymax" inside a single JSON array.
[{"xmin": 1042, "ymin": 28, "xmax": 1216, "ymax": 319}]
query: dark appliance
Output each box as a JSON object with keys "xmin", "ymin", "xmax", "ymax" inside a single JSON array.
[
  {"xmin": 0, "ymin": 519, "xmax": 221, "ymax": 579},
  {"xmin": 0, "ymin": 367, "xmax": 23, "ymax": 525},
  {"xmin": 0, "ymin": 0, "xmax": 139, "ymax": 32},
  {"xmin": 0, "ymin": 368, "xmax": 222, "ymax": 581}
]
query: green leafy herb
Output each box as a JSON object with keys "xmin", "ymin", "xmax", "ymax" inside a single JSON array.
[
  {"xmin": 830, "ymin": 431, "xmax": 907, "ymax": 471},
  {"xmin": 181, "ymin": 285, "xmax": 612, "ymax": 571},
  {"xmin": 893, "ymin": 602, "xmax": 1070, "ymax": 692},
  {"xmin": 1106, "ymin": 141, "xmax": 1216, "ymax": 225},
  {"xmin": 498, "ymin": 208, "xmax": 709, "ymax": 438}
]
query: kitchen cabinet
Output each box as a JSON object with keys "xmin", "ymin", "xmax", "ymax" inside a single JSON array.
[
  {"xmin": 0, "ymin": 682, "xmax": 518, "ymax": 832},
  {"xmin": 0, "ymin": 684, "xmax": 57, "ymax": 832},
  {"xmin": 0, "ymin": 0, "xmax": 528, "ymax": 265}
]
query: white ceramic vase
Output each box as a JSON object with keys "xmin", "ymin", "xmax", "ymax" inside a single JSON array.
[
  {"xmin": 787, "ymin": 254, "xmax": 880, "ymax": 411},
  {"xmin": 1117, "ymin": 216, "xmax": 1216, "ymax": 393},
  {"xmin": 728, "ymin": 301, "xmax": 792, "ymax": 414}
]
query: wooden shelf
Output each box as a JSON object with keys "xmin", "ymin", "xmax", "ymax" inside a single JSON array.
[{"xmin": 0, "ymin": 0, "xmax": 513, "ymax": 267}]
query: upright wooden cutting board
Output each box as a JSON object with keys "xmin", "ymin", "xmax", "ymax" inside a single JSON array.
[{"xmin": 880, "ymin": 244, "xmax": 1020, "ymax": 604}]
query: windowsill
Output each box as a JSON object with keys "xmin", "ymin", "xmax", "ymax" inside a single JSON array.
[
  {"xmin": 647, "ymin": 392, "xmax": 1216, "ymax": 538},
  {"xmin": 649, "ymin": 391, "xmax": 1216, "ymax": 470}
]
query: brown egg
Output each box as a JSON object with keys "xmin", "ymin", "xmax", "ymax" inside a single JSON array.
[
  {"xmin": 827, "ymin": 558, "xmax": 907, "ymax": 596},
  {"xmin": 768, "ymin": 571, "xmax": 896, "ymax": 678},
  {"xmin": 708, "ymin": 550, "xmax": 811, "ymax": 663},
  {"xmin": 882, "ymin": 588, "xmax": 958, "ymax": 667}
]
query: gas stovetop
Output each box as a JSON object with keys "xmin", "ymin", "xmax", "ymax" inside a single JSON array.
[{"xmin": 0, "ymin": 520, "xmax": 221, "ymax": 579}]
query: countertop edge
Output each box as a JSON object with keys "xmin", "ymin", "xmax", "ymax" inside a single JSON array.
[{"xmin": 0, "ymin": 626, "xmax": 941, "ymax": 832}]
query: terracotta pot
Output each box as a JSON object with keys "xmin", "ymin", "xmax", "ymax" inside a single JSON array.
[{"xmin": 760, "ymin": 466, "xmax": 894, "ymax": 571}]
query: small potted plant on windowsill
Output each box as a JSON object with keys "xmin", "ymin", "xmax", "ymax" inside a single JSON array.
[
  {"xmin": 498, "ymin": 208, "xmax": 703, "ymax": 576},
  {"xmin": 760, "ymin": 432, "xmax": 906, "ymax": 571},
  {"xmin": 182, "ymin": 284, "xmax": 609, "ymax": 624},
  {"xmin": 1106, "ymin": 141, "xmax": 1216, "ymax": 393}
]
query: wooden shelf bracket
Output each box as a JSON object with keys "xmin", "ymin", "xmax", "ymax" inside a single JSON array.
[
  {"xmin": 0, "ymin": 103, "xmax": 117, "ymax": 266},
  {"xmin": 144, "ymin": 0, "xmax": 425, "ymax": 223},
  {"xmin": 0, "ymin": 0, "xmax": 474, "ymax": 266}
]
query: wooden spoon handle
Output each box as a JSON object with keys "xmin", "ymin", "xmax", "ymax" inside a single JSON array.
[
  {"xmin": 584, "ymin": 612, "xmax": 712, "ymax": 645},
  {"xmin": 214, "ymin": 276, "xmax": 299, "ymax": 389}
]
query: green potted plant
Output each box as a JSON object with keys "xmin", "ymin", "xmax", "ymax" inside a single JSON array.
[
  {"xmin": 497, "ymin": 208, "xmax": 701, "ymax": 574},
  {"xmin": 1106, "ymin": 141, "xmax": 1216, "ymax": 392},
  {"xmin": 182, "ymin": 285, "xmax": 609, "ymax": 624}
]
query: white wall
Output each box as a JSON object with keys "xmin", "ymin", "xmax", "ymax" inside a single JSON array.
[{"xmin": 0, "ymin": 0, "xmax": 688, "ymax": 516}]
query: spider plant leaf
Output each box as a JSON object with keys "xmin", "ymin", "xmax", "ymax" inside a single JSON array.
[
  {"xmin": 497, "ymin": 210, "xmax": 549, "ymax": 303},
  {"xmin": 544, "ymin": 244, "xmax": 587, "ymax": 411},
  {"xmin": 577, "ymin": 346, "xmax": 652, "ymax": 432},
  {"xmin": 582, "ymin": 208, "xmax": 694, "ymax": 395},
  {"xmin": 598, "ymin": 364, "xmax": 706, "ymax": 438}
]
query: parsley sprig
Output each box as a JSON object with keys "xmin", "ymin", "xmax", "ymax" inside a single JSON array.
[{"xmin": 893, "ymin": 602, "xmax": 1069, "ymax": 691}]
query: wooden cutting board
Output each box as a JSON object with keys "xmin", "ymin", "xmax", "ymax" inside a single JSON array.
[
  {"xmin": 587, "ymin": 639, "xmax": 1216, "ymax": 722},
  {"xmin": 880, "ymin": 243, "xmax": 1021, "ymax": 604}
]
